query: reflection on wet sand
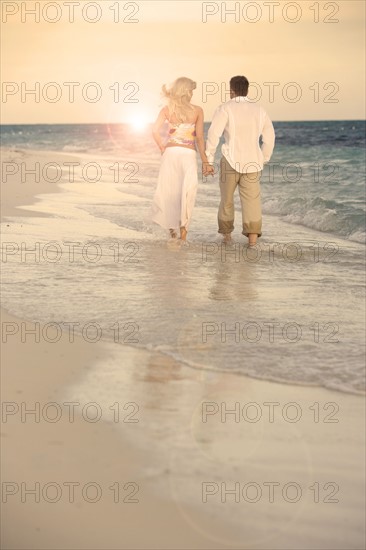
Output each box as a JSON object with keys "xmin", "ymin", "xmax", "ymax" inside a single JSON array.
[{"xmin": 208, "ymin": 242, "xmax": 259, "ymax": 302}]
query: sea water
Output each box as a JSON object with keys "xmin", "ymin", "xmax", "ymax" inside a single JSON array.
[{"xmin": 1, "ymin": 121, "xmax": 365, "ymax": 395}]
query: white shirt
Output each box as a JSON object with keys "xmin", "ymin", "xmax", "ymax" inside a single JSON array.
[{"xmin": 205, "ymin": 96, "xmax": 275, "ymax": 173}]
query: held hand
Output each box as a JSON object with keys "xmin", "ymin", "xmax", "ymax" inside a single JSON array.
[{"xmin": 202, "ymin": 162, "xmax": 215, "ymax": 177}]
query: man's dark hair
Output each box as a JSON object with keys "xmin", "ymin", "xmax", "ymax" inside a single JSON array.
[{"xmin": 230, "ymin": 76, "xmax": 249, "ymax": 97}]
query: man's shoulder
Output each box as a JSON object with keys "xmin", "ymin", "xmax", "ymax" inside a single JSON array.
[
  {"xmin": 211, "ymin": 102, "xmax": 228, "ymax": 119},
  {"xmin": 237, "ymin": 99, "xmax": 269, "ymax": 116},
  {"xmin": 223, "ymin": 98, "xmax": 264, "ymax": 110},
  {"xmin": 213, "ymin": 99, "xmax": 268, "ymax": 116}
]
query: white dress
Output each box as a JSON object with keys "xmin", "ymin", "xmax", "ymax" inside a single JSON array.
[{"xmin": 151, "ymin": 123, "xmax": 198, "ymax": 232}]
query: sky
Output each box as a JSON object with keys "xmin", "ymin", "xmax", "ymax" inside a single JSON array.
[{"xmin": 1, "ymin": 0, "xmax": 365, "ymax": 123}]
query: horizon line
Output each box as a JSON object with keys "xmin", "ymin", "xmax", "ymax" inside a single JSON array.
[{"xmin": 1, "ymin": 119, "xmax": 365, "ymax": 126}]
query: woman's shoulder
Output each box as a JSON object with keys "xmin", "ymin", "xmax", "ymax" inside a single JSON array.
[
  {"xmin": 186, "ymin": 105, "xmax": 203, "ymax": 124},
  {"xmin": 191, "ymin": 104, "xmax": 203, "ymax": 114}
]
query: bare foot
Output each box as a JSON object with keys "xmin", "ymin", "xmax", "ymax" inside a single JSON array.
[
  {"xmin": 223, "ymin": 233, "xmax": 232, "ymax": 243},
  {"xmin": 248, "ymin": 233, "xmax": 257, "ymax": 247},
  {"xmin": 180, "ymin": 227, "xmax": 187, "ymax": 241}
]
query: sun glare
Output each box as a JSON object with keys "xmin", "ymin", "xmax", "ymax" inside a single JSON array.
[{"xmin": 129, "ymin": 114, "xmax": 150, "ymax": 132}]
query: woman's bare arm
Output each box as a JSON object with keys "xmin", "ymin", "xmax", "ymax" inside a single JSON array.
[
  {"xmin": 195, "ymin": 107, "xmax": 214, "ymax": 175},
  {"xmin": 195, "ymin": 107, "xmax": 209, "ymax": 163},
  {"xmin": 152, "ymin": 108, "xmax": 168, "ymax": 154}
]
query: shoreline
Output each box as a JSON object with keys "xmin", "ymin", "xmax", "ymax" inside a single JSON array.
[
  {"xmin": 1, "ymin": 294, "xmax": 364, "ymax": 398},
  {"xmin": 2, "ymin": 296, "xmax": 364, "ymax": 397},
  {"xmin": 0, "ymin": 147, "xmax": 81, "ymax": 219},
  {"xmin": 1, "ymin": 146, "xmax": 365, "ymax": 549}
]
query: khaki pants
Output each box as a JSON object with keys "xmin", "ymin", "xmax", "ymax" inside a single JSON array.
[{"xmin": 218, "ymin": 156, "xmax": 262, "ymax": 237}]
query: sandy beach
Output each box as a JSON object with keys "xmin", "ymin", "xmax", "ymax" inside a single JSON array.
[{"xmin": 1, "ymin": 147, "xmax": 365, "ymax": 549}]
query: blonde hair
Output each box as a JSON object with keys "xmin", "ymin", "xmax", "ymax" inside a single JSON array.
[{"xmin": 162, "ymin": 77, "xmax": 196, "ymax": 123}]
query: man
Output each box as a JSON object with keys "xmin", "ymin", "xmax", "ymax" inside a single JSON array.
[{"xmin": 204, "ymin": 76, "xmax": 275, "ymax": 245}]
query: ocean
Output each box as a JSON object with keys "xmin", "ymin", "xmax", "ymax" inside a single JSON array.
[{"xmin": 1, "ymin": 120, "xmax": 365, "ymax": 395}]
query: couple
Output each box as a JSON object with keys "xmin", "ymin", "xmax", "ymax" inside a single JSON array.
[{"xmin": 151, "ymin": 76, "xmax": 275, "ymax": 245}]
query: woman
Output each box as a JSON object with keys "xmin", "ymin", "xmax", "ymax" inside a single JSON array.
[{"xmin": 151, "ymin": 77, "xmax": 210, "ymax": 242}]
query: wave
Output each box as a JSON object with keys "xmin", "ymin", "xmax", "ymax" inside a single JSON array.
[
  {"xmin": 263, "ymin": 196, "xmax": 366, "ymax": 243},
  {"xmin": 139, "ymin": 343, "xmax": 365, "ymax": 396}
]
